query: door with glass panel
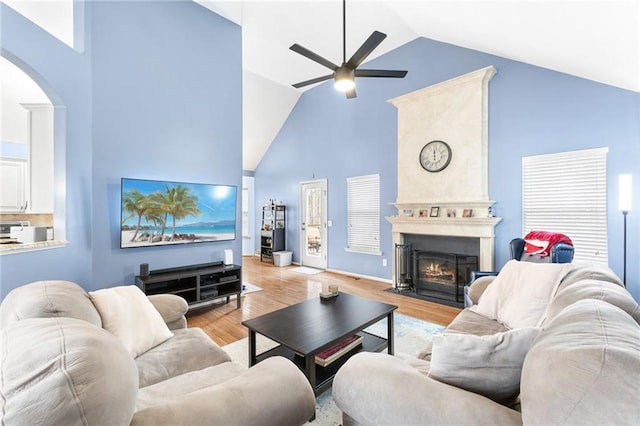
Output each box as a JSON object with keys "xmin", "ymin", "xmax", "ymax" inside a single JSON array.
[{"xmin": 300, "ymin": 179, "xmax": 327, "ymax": 270}]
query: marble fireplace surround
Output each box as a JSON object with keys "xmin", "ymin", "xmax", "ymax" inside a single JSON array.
[{"xmin": 386, "ymin": 66, "xmax": 501, "ymax": 274}]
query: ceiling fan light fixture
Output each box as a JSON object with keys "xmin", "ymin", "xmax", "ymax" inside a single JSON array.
[
  {"xmin": 334, "ymin": 68, "xmax": 355, "ymax": 92},
  {"xmin": 290, "ymin": 0, "xmax": 406, "ymax": 98}
]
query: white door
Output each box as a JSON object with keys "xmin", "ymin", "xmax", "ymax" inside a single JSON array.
[{"xmin": 300, "ymin": 179, "xmax": 327, "ymax": 270}]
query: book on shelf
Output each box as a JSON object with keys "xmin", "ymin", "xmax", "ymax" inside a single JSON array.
[{"xmin": 315, "ymin": 335, "xmax": 363, "ymax": 367}]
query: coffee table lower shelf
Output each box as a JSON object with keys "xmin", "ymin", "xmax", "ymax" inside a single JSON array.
[{"xmin": 255, "ymin": 331, "xmax": 387, "ymax": 395}]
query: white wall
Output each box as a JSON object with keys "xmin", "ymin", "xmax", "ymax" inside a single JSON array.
[{"xmin": 0, "ymin": 57, "xmax": 50, "ymax": 146}]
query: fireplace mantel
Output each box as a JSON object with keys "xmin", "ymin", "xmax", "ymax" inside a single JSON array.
[
  {"xmin": 387, "ymin": 216, "xmax": 502, "ymax": 238},
  {"xmin": 387, "ymin": 215, "xmax": 501, "ymax": 271},
  {"xmin": 392, "ymin": 201, "xmax": 495, "ymax": 209}
]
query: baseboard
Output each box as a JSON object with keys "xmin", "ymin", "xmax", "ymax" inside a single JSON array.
[
  {"xmin": 243, "ymin": 255, "xmax": 391, "ymax": 284},
  {"xmin": 326, "ymin": 268, "xmax": 393, "ymax": 285}
]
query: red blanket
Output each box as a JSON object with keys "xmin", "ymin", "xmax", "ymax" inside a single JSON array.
[{"xmin": 524, "ymin": 231, "xmax": 573, "ymax": 256}]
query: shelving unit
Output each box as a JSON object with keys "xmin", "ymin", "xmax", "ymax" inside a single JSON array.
[
  {"xmin": 260, "ymin": 204, "xmax": 286, "ymax": 263},
  {"xmin": 136, "ymin": 262, "xmax": 242, "ymax": 310}
]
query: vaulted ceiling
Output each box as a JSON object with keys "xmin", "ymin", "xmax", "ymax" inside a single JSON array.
[{"xmin": 197, "ymin": 1, "xmax": 639, "ymax": 171}]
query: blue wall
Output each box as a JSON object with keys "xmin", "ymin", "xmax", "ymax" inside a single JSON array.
[
  {"xmin": 2, "ymin": 4, "xmax": 638, "ymax": 302},
  {"xmin": 1, "ymin": 2, "xmax": 93, "ymax": 295},
  {"xmin": 255, "ymin": 37, "xmax": 640, "ymax": 301},
  {"xmin": 0, "ymin": 0, "xmax": 242, "ymax": 296}
]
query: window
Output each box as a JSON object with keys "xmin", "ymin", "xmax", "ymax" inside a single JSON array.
[
  {"xmin": 241, "ymin": 187, "xmax": 249, "ymax": 238},
  {"xmin": 346, "ymin": 174, "xmax": 380, "ymax": 255},
  {"xmin": 522, "ymin": 147, "xmax": 608, "ymax": 263}
]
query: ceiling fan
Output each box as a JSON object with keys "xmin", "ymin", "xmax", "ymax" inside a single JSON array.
[{"xmin": 290, "ymin": 0, "xmax": 408, "ymax": 99}]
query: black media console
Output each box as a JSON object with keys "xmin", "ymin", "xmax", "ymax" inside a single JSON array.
[{"xmin": 136, "ymin": 262, "xmax": 242, "ymax": 311}]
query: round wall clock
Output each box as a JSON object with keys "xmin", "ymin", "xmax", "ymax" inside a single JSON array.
[{"xmin": 419, "ymin": 140, "xmax": 452, "ymax": 172}]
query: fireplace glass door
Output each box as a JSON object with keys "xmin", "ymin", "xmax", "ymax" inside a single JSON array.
[{"xmin": 413, "ymin": 251, "xmax": 478, "ymax": 303}]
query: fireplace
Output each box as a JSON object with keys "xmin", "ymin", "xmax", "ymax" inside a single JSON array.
[
  {"xmin": 386, "ymin": 67, "xmax": 502, "ymax": 307},
  {"xmin": 413, "ymin": 251, "xmax": 478, "ymax": 305},
  {"xmin": 394, "ymin": 243, "xmax": 479, "ymax": 307}
]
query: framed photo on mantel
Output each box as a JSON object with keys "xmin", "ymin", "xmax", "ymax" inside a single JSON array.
[
  {"xmin": 430, "ymin": 207, "xmax": 440, "ymax": 217},
  {"xmin": 402, "ymin": 209, "xmax": 414, "ymax": 217}
]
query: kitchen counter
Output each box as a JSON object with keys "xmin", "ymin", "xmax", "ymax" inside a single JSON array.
[{"xmin": 0, "ymin": 239, "xmax": 68, "ymax": 255}]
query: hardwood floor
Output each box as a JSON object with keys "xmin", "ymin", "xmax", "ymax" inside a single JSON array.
[{"xmin": 187, "ymin": 257, "xmax": 461, "ymax": 347}]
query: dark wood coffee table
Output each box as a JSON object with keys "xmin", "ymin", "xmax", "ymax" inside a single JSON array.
[{"xmin": 242, "ymin": 293, "xmax": 397, "ymax": 396}]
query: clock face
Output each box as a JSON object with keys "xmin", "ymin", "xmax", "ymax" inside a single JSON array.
[{"xmin": 419, "ymin": 140, "xmax": 452, "ymax": 172}]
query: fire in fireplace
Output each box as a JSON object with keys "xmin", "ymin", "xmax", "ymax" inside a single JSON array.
[
  {"xmin": 420, "ymin": 259, "xmax": 455, "ymax": 285},
  {"xmin": 413, "ymin": 251, "xmax": 478, "ymax": 306}
]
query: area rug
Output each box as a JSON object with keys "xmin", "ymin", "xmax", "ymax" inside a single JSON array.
[
  {"xmin": 290, "ymin": 266, "xmax": 324, "ymax": 275},
  {"xmin": 222, "ymin": 313, "xmax": 444, "ymax": 425},
  {"xmin": 241, "ymin": 282, "xmax": 263, "ymax": 294}
]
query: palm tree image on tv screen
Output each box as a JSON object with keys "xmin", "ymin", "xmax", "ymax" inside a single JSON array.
[{"xmin": 120, "ymin": 178, "xmax": 237, "ymax": 248}]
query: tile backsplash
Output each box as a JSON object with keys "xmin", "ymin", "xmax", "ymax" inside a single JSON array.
[{"xmin": 0, "ymin": 213, "xmax": 53, "ymax": 227}]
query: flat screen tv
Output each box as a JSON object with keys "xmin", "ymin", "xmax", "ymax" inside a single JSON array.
[{"xmin": 120, "ymin": 178, "xmax": 237, "ymax": 249}]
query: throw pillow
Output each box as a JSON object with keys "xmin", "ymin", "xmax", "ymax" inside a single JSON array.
[
  {"xmin": 428, "ymin": 327, "xmax": 541, "ymax": 402},
  {"xmin": 471, "ymin": 260, "xmax": 573, "ymax": 328},
  {"xmin": 89, "ymin": 285, "xmax": 173, "ymax": 358}
]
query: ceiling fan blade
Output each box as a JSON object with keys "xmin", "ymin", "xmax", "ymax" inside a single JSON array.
[
  {"xmin": 355, "ymin": 69, "xmax": 408, "ymax": 78},
  {"xmin": 290, "ymin": 44, "xmax": 338, "ymax": 71},
  {"xmin": 345, "ymin": 31, "xmax": 387, "ymax": 69},
  {"xmin": 345, "ymin": 88, "xmax": 357, "ymax": 99},
  {"xmin": 292, "ymin": 74, "xmax": 334, "ymax": 88}
]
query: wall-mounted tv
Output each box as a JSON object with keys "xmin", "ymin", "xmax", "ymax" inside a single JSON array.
[{"xmin": 120, "ymin": 178, "xmax": 237, "ymax": 249}]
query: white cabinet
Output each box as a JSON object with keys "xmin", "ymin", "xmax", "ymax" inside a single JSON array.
[
  {"xmin": 24, "ymin": 104, "xmax": 53, "ymax": 212},
  {"xmin": 0, "ymin": 158, "xmax": 28, "ymax": 212},
  {"xmin": 0, "ymin": 104, "xmax": 53, "ymax": 213}
]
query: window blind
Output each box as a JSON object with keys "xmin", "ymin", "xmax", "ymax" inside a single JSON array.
[
  {"xmin": 522, "ymin": 147, "xmax": 608, "ymax": 264},
  {"xmin": 346, "ymin": 174, "xmax": 380, "ymax": 255}
]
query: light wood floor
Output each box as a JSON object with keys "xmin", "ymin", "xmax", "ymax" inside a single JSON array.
[{"xmin": 187, "ymin": 257, "xmax": 461, "ymax": 347}]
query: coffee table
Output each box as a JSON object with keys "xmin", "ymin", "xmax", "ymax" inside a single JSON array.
[{"xmin": 242, "ymin": 293, "xmax": 397, "ymax": 396}]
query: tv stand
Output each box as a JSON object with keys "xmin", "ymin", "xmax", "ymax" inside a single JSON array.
[
  {"xmin": 136, "ymin": 263, "xmax": 242, "ymax": 311},
  {"xmin": 149, "ymin": 261, "xmax": 223, "ymax": 276}
]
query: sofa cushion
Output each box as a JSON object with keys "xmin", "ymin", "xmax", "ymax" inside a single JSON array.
[
  {"xmin": 136, "ymin": 361, "xmax": 244, "ymax": 410},
  {"xmin": 417, "ymin": 309, "xmax": 508, "ymax": 361},
  {"xmin": 135, "ymin": 327, "xmax": 232, "ymax": 388},
  {"xmin": 89, "ymin": 285, "xmax": 173, "ymax": 358},
  {"xmin": 521, "ymin": 299, "xmax": 640, "ymax": 425},
  {"xmin": 132, "ymin": 356, "xmax": 316, "ymax": 426},
  {"xmin": 0, "ymin": 280, "xmax": 102, "ymax": 327},
  {"xmin": 472, "ymin": 260, "xmax": 573, "ymax": 328},
  {"xmin": 333, "ymin": 352, "xmax": 522, "ymax": 426},
  {"xmin": 556, "ymin": 262, "xmax": 624, "ymax": 292},
  {"xmin": 428, "ymin": 327, "xmax": 541, "ymax": 403},
  {"xmin": 446, "ymin": 308, "xmax": 510, "ymax": 335},
  {"xmin": 0, "ymin": 317, "xmax": 138, "ymax": 425},
  {"xmin": 544, "ymin": 278, "xmax": 640, "ymax": 326}
]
